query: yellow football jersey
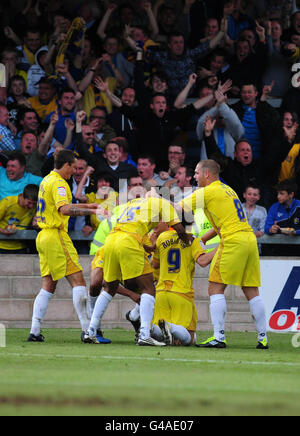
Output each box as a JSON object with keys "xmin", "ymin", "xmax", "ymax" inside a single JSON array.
[
  {"xmin": 153, "ymin": 230, "xmax": 205, "ymax": 298},
  {"xmin": 0, "ymin": 195, "xmax": 36, "ymax": 250},
  {"xmin": 36, "ymin": 171, "xmax": 71, "ymax": 231},
  {"xmin": 279, "ymin": 143, "xmax": 300, "ymax": 182},
  {"xmin": 86, "ymin": 190, "xmax": 118, "ymax": 229},
  {"xmin": 28, "ymin": 96, "xmax": 58, "ymax": 121},
  {"xmin": 180, "ymin": 180, "xmax": 253, "ymax": 240},
  {"xmin": 112, "ymin": 197, "xmax": 180, "ymax": 244}
]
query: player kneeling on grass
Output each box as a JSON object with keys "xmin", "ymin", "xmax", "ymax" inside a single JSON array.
[
  {"xmin": 84, "ymin": 193, "xmax": 193, "ymax": 347},
  {"xmin": 150, "ymin": 222, "xmax": 217, "ymax": 346}
]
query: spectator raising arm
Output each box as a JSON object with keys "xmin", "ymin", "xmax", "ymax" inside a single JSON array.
[
  {"xmin": 101, "ymin": 54, "xmax": 126, "ymax": 88},
  {"xmin": 78, "ymin": 58, "xmax": 102, "ymax": 94},
  {"xmin": 75, "ymin": 111, "xmax": 101, "ymax": 169},
  {"xmin": 75, "ymin": 166, "xmax": 95, "ymax": 203},
  {"xmin": 208, "ymin": 17, "xmax": 228, "ymax": 50},
  {"xmin": 97, "ymin": 3, "xmax": 118, "ymax": 40},
  {"xmin": 143, "ymin": 2, "xmax": 159, "ymax": 41},
  {"xmin": 56, "ymin": 63, "xmax": 78, "ymax": 94},
  {"xmin": 174, "ymin": 74, "xmax": 198, "ymax": 109},
  {"xmin": 38, "ymin": 111, "xmax": 59, "ymax": 156},
  {"xmin": 63, "ymin": 118, "xmax": 75, "ymax": 150},
  {"xmin": 93, "ymin": 77, "xmax": 123, "ymax": 108}
]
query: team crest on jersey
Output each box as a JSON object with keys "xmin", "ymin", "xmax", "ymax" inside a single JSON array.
[{"xmin": 58, "ymin": 187, "xmax": 67, "ymax": 197}]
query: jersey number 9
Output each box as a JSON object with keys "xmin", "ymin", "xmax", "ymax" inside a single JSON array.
[{"xmin": 168, "ymin": 248, "xmax": 181, "ymax": 273}]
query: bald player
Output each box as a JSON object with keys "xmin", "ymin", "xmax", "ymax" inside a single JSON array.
[{"xmin": 179, "ymin": 160, "xmax": 268, "ymax": 350}]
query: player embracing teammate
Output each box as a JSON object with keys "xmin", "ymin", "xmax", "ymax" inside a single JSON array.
[
  {"xmin": 179, "ymin": 160, "xmax": 268, "ymax": 350},
  {"xmin": 28, "ymin": 149, "xmax": 268, "ymax": 349}
]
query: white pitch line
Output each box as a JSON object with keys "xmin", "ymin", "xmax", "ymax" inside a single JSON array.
[{"xmin": 1, "ymin": 352, "xmax": 300, "ymax": 368}]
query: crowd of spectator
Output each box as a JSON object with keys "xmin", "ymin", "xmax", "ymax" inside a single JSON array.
[{"xmin": 0, "ymin": 0, "xmax": 300, "ymax": 255}]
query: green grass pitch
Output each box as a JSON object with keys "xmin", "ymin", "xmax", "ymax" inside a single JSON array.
[{"xmin": 0, "ymin": 329, "xmax": 299, "ymax": 416}]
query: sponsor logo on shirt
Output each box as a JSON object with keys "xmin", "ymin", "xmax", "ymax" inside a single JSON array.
[{"xmin": 58, "ymin": 187, "xmax": 67, "ymax": 197}]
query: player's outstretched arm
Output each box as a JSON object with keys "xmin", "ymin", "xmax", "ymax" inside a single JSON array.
[
  {"xmin": 197, "ymin": 248, "xmax": 217, "ymax": 268},
  {"xmin": 117, "ymin": 285, "xmax": 141, "ymax": 304},
  {"xmin": 59, "ymin": 203, "xmax": 99, "ymax": 217}
]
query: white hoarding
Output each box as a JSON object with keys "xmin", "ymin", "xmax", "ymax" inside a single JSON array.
[{"xmin": 260, "ymin": 260, "xmax": 300, "ymax": 332}]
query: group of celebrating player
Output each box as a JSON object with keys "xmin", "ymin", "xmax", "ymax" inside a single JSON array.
[{"xmin": 27, "ymin": 149, "xmax": 269, "ymax": 350}]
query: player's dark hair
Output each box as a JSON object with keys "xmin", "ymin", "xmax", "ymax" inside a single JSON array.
[
  {"xmin": 54, "ymin": 150, "xmax": 75, "ymax": 169},
  {"xmin": 23, "ymin": 184, "xmax": 39, "ymax": 201}
]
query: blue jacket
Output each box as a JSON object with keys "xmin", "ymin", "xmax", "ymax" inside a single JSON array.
[
  {"xmin": 0, "ymin": 167, "xmax": 42, "ymax": 201},
  {"xmin": 265, "ymin": 199, "xmax": 300, "ymax": 235}
]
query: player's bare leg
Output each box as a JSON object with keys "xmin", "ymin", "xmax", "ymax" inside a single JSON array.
[
  {"xmin": 197, "ymin": 282, "xmax": 227, "ymax": 348},
  {"xmin": 28, "ymin": 275, "xmax": 58, "ymax": 342},
  {"xmin": 123, "ymin": 278, "xmax": 143, "ymax": 340},
  {"xmin": 89, "ymin": 267, "xmax": 104, "ymax": 317},
  {"xmin": 84, "ymin": 280, "xmax": 144, "ymax": 344},
  {"xmin": 243, "ymin": 287, "xmax": 269, "ymax": 349}
]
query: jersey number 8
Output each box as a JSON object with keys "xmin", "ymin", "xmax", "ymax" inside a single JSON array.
[{"xmin": 233, "ymin": 199, "xmax": 246, "ymax": 221}]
